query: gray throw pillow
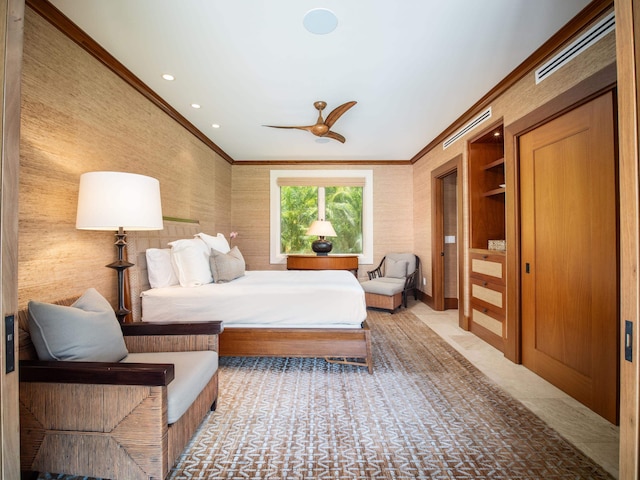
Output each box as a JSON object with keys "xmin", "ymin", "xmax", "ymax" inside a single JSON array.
[
  {"xmin": 210, "ymin": 246, "xmax": 245, "ymax": 283},
  {"xmin": 385, "ymin": 258, "xmax": 408, "ymax": 279},
  {"xmin": 28, "ymin": 288, "xmax": 128, "ymax": 362}
]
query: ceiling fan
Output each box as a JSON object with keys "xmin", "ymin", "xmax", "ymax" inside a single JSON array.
[{"xmin": 264, "ymin": 100, "xmax": 357, "ymax": 143}]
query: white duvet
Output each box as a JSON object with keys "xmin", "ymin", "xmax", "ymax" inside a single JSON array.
[{"xmin": 141, "ymin": 270, "xmax": 367, "ymax": 328}]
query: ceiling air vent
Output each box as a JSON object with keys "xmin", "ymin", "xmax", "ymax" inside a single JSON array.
[
  {"xmin": 535, "ymin": 11, "xmax": 615, "ymax": 84},
  {"xmin": 443, "ymin": 107, "xmax": 492, "ymax": 150}
]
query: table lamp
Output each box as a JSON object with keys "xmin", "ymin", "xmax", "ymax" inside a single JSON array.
[
  {"xmin": 306, "ymin": 219, "xmax": 336, "ymax": 256},
  {"xmin": 76, "ymin": 171, "xmax": 163, "ymax": 322}
]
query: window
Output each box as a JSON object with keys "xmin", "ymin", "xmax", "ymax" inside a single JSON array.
[{"xmin": 270, "ymin": 170, "xmax": 373, "ymax": 264}]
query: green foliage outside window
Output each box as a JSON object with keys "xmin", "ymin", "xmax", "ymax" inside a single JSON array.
[
  {"xmin": 280, "ymin": 185, "xmax": 363, "ymax": 254},
  {"xmin": 280, "ymin": 186, "xmax": 318, "ymax": 254},
  {"xmin": 325, "ymin": 186, "xmax": 363, "ymax": 254}
]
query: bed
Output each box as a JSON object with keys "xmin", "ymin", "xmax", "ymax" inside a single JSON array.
[{"xmin": 126, "ymin": 218, "xmax": 373, "ymax": 373}]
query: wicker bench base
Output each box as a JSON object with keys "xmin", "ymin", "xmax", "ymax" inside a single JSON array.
[{"xmin": 365, "ymin": 292, "xmax": 402, "ymax": 312}]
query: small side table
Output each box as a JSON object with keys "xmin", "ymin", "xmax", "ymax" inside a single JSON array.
[{"xmin": 286, "ymin": 254, "xmax": 359, "ymax": 276}]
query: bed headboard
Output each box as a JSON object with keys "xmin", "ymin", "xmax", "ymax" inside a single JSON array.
[{"xmin": 127, "ymin": 217, "xmax": 201, "ymax": 322}]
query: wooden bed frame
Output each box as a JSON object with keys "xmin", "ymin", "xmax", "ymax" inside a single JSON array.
[{"xmin": 126, "ymin": 218, "xmax": 373, "ymax": 373}]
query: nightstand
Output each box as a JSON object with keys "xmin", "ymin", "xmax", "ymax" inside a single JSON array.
[{"xmin": 286, "ymin": 254, "xmax": 359, "ymax": 275}]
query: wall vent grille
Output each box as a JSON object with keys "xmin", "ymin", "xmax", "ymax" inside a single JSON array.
[
  {"xmin": 443, "ymin": 107, "xmax": 492, "ymax": 149},
  {"xmin": 535, "ymin": 11, "xmax": 615, "ymax": 84}
]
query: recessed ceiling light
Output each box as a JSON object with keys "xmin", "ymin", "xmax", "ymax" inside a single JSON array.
[
  {"xmin": 162, "ymin": 73, "xmax": 175, "ymax": 81},
  {"xmin": 191, "ymin": 103, "xmax": 201, "ymax": 109},
  {"xmin": 303, "ymin": 8, "xmax": 338, "ymax": 35},
  {"xmin": 211, "ymin": 124, "xmax": 220, "ymax": 129}
]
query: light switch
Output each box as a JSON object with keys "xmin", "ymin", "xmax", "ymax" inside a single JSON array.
[{"xmin": 444, "ymin": 236, "xmax": 456, "ymax": 244}]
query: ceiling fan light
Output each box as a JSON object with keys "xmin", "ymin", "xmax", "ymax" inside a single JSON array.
[{"xmin": 303, "ymin": 8, "xmax": 338, "ymax": 35}]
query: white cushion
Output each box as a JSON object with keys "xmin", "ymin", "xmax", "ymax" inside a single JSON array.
[
  {"xmin": 386, "ymin": 253, "xmax": 416, "ymax": 274},
  {"xmin": 361, "ymin": 278, "xmax": 405, "ymax": 296},
  {"xmin": 122, "ymin": 350, "xmax": 218, "ymax": 424},
  {"xmin": 195, "ymin": 232, "xmax": 231, "ymax": 254},
  {"xmin": 385, "ymin": 258, "xmax": 408, "ymax": 278},
  {"xmin": 27, "ymin": 288, "xmax": 128, "ymax": 362},
  {"xmin": 169, "ymin": 238, "xmax": 213, "ymax": 287},
  {"xmin": 210, "ymin": 246, "xmax": 245, "ymax": 283},
  {"xmin": 146, "ymin": 248, "xmax": 179, "ymax": 289}
]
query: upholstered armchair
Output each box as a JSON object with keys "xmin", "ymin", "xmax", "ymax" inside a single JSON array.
[
  {"xmin": 360, "ymin": 253, "xmax": 420, "ymax": 312},
  {"xmin": 18, "ymin": 290, "xmax": 223, "ymax": 480}
]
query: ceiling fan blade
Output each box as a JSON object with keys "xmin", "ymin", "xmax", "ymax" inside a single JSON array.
[
  {"xmin": 324, "ymin": 130, "xmax": 346, "ymax": 143},
  {"xmin": 324, "ymin": 101, "xmax": 357, "ymax": 129},
  {"xmin": 263, "ymin": 125, "xmax": 314, "ymax": 133}
]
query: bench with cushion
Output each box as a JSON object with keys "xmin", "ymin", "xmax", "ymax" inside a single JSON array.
[
  {"xmin": 18, "ymin": 288, "xmax": 223, "ymax": 480},
  {"xmin": 360, "ymin": 253, "xmax": 420, "ymax": 313}
]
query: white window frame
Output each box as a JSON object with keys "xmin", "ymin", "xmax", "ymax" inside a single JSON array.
[{"xmin": 270, "ymin": 169, "xmax": 373, "ymax": 265}]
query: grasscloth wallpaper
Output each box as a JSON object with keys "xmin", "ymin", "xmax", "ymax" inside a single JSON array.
[{"xmin": 19, "ymin": 8, "xmax": 231, "ymax": 308}]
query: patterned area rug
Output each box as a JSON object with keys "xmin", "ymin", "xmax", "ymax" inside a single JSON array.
[{"xmin": 168, "ymin": 309, "xmax": 613, "ymax": 479}]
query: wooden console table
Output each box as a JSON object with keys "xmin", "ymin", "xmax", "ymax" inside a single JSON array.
[{"xmin": 286, "ymin": 254, "xmax": 359, "ymax": 275}]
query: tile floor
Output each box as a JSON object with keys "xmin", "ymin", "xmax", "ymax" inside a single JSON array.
[{"xmin": 408, "ymin": 301, "xmax": 620, "ymax": 479}]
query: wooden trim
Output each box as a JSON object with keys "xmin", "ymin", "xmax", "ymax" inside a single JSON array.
[
  {"xmin": 235, "ymin": 160, "xmax": 412, "ymax": 165},
  {"xmin": 19, "ymin": 360, "xmax": 175, "ymax": 386},
  {"xmin": 219, "ymin": 323, "xmax": 373, "ymax": 374},
  {"xmin": 503, "ymin": 62, "xmax": 617, "ymax": 364},
  {"xmin": 614, "ymin": 0, "xmax": 640, "ymax": 475},
  {"xmin": 1, "ymin": 0, "xmax": 24, "ymax": 476},
  {"xmin": 25, "ymin": 0, "xmax": 235, "ymax": 165},
  {"xmin": 431, "ymin": 156, "xmax": 462, "ymax": 321},
  {"xmin": 121, "ymin": 321, "xmax": 224, "ymax": 336},
  {"xmin": 410, "ymin": 0, "xmax": 614, "ymax": 163},
  {"xmin": 162, "ymin": 216, "xmax": 200, "ymax": 224}
]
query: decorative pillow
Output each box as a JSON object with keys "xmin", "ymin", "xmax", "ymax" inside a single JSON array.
[
  {"xmin": 210, "ymin": 246, "xmax": 245, "ymax": 283},
  {"xmin": 385, "ymin": 258, "xmax": 408, "ymax": 279},
  {"xmin": 169, "ymin": 238, "xmax": 213, "ymax": 287},
  {"xmin": 27, "ymin": 288, "xmax": 128, "ymax": 362},
  {"xmin": 195, "ymin": 232, "xmax": 231, "ymax": 254},
  {"xmin": 146, "ymin": 248, "xmax": 179, "ymax": 289}
]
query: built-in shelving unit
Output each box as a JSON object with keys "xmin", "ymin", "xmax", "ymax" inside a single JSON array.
[{"xmin": 467, "ymin": 124, "xmax": 506, "ymax": 352}]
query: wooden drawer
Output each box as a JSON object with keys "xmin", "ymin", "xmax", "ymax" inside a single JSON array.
[
  {"xmin": 469, "ymin": 250, "xmax": 505, "ymax": 285},
  {"xmin": 469, "ymin": 304, "xmax": 505, "ymax": 351},
  {"xmin": 470, "ymin": 278, "xmax": 505, "ymax": 317}
]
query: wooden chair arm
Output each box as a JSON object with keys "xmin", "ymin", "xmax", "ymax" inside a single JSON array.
[
  {"xmin": 367, "ymin": 266, "xmax": 383, "ymax": 280},
  {"xmin": 121, "ymin": 321, "xmax": 223, "ymax": 336},
  {"xmin": 19, "ymin": 360, "xmax": 175, "ymax": 386},
  {"xmin": 404, "ymin": 268, "xmax": 419, "ymax": 289},
  {"xmin": 367, "ymin": 256, "xmax": 386, "ymax": 279}
]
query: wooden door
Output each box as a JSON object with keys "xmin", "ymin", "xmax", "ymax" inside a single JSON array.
[{"xmin": 520, "ymin": 92, "xmax": 618, "ymax": 424}]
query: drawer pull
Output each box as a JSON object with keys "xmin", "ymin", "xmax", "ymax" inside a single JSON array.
[
  {"xmin": 483, "ymin": 282, "xmax": 488, "ymax": 286},
  {"xmin": 483, "ymin": 255, "xmax": 488, "ymax": 259},
  {"xmin": 483, "ymin": 308, "xmax": 488, "ymax": 313}
]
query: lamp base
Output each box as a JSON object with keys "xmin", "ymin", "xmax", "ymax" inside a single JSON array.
[{"xmin": 311, "ymin": 238, "xmax": 333, "ymax": 256}]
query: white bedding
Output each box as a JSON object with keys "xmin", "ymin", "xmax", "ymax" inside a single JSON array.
[{"xmin": 141, "ymin": 270, "xmax": 367, "ymax": 328}]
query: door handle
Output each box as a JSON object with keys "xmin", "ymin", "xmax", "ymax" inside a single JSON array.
[{"xmin": 525, "ymin": 263, "xmax": 530, "ymax": 274}]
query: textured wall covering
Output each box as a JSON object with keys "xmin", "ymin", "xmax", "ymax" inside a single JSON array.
[
  {"xmin": 412, "ymin": 14, "xmax": 616, "ymax": 312},
  {"xmin": 19, "ymin": 8, "xmax": 231, "ymax": 309}
]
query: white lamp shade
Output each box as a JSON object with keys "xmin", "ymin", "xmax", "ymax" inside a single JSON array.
[
  {"xmin": 306, "ymin": 220, "xmax": 337, "ymax": 237},
  {"xmin": 76, "ymin": 171, "xmax": 163, "ymax": 231}
]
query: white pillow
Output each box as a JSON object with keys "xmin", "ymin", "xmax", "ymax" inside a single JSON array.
[
  {"xmin": 195, "ymin": 232, "xmax": 231, "ymax": 254},
  {"xmin": 146, "ymin": 248, "xmax": 179, "ymax": 289},
  {"xmin": 168, "ymin": 238, "xmax": 213, "ymax": 287}
]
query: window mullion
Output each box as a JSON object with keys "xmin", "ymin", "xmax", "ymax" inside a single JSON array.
[{"xmin": 318, "ymin": 187, "xmax": 326, "ymax": 220}]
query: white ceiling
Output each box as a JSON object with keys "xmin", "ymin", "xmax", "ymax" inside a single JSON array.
[{"xmin": 48, "ymin": 0, "xmax": 592, "ymax": 162}]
